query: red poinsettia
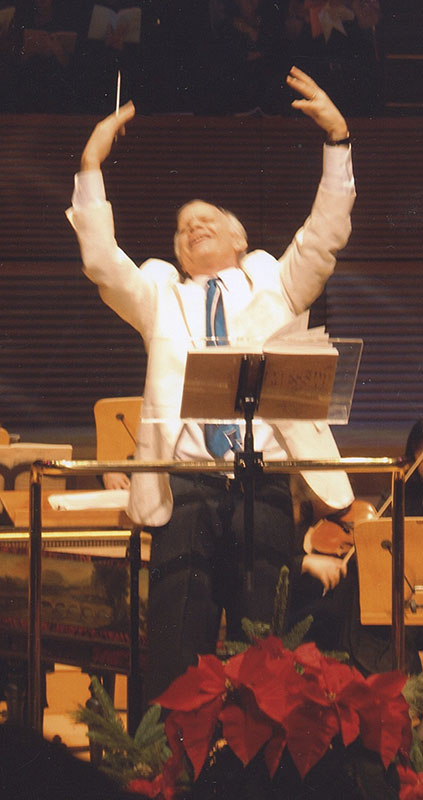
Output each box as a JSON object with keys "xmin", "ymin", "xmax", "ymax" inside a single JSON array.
[
  {"xmin": 250, "ymin": 641, "xmax": 363, "ymax": 777},
  {"xmin": 127, "ymin": 751, "xmax": 182, "ymax": 800},
  {"xmin": 127, "ymin": 774, "xmax": 166, "ymax": 798},
  {"xmin": 155, "ymin": 649, "xmax": 277, "ymax": 779},
  {"xmin": 154, "ymin": 637, "xmax": 415, "ymax": 788},
  {"xmin": 396, "ymin": 761, "xmax": 423, "ymax": 800},
  {"xmin": 155, "ymin": 655, "xmax": 227, "ymax": 778}
]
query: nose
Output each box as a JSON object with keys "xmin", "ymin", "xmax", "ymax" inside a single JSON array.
[{"xmin": 187, "ymin": 217, "xmax": 201, "ymax": 233}]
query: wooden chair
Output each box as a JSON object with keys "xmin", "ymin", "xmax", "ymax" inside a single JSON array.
[
  {"xmin": 92, "ymin": 396, "xmax": 145, "ymax": 737},
  {"xmin": 93, "ymin": 397, "xmax": 142, "ymax": 461},
  {"xmin": 0, "ymin": 427, "xmax": 10, "ymax": 445}
]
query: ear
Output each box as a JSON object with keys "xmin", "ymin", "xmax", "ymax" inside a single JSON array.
[{"xmin": 231, "ymin": 230, "xmax": 248, "ymax": 255}]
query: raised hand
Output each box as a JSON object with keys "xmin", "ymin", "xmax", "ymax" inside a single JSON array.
[
  {"xmin": 286, "ymin": 66, "xmax": 349, "ymax": 142},
  {"xmin": 80, "ymin": 101, "xmax": 136, "ymax": 171}
]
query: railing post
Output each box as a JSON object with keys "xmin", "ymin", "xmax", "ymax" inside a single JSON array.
[
  {"xmin": 391, "ymin": 467, "xmax": 405, "ymax": 671},
  {"xmin": 28, "ymin": 462, "xmax": 43, "ymax": 731},
  {"xmin": 127, "ymin": 526, "xmax": 143, "ymax": 735}
]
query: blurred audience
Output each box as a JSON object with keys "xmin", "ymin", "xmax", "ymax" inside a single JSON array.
[
  {"xmin": 0, "ymin": 0, "xmax": 383, "ymax": 115},
  {"xmin": 2, "ymin": 0, "xmax": 86, "ymax": 111}
]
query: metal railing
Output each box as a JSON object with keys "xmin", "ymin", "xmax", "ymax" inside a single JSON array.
[{"xmin": 28, "ymin": 456, "xmax": 407, "ymax": 731}]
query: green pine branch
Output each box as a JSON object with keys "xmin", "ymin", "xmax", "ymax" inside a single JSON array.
[
  {"xmin": 408, "ymin": 727, "xmax": 423, "ymax": 775},
  {"xmin": 272, "ymin": 565, "xmax": 290, "ymax": 637},
  {"xmin": 73, "ymin": 677, "xmax": 170, "ymax": 786},
  {"xmin": 403, "ymin": 673, "xmax": 423, "ymax": 720},
  {"xmin": 281, "ymin": 614, "xmax": 313, "ymax": 651}
]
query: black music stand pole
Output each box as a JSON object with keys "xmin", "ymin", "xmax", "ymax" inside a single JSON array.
[{"xmin": 234, "ymin": 354, "xmax": 266, "ymax": 592}]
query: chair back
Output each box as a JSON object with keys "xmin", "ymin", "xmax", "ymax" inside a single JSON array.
[
  {"xmin": 0, "ymin": 427, "xmax": 10, "ymax": 445},
  {"xmin": 94, "ymin": 397, "xmax": 142, "ymax": 461}
]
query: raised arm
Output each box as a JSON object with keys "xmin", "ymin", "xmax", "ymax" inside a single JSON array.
[
  {"xmin": 80, "ymin": 101, "xmax": 136, "ymax": 171},
  {"xmin": 286, "ymin": 65, "xmax": 349, "ymax": 142},
  {"xmin": 275, "ymin": 67, "xmax": 354, "ymax": 314},
  {"xmin": 66, "ymin": 99, "xmax": 168, "ymax": 340}
]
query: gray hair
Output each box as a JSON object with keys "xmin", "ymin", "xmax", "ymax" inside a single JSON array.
[{"xmin": 173, "ymin": 200, "xmax": 248, "ymax": 263}]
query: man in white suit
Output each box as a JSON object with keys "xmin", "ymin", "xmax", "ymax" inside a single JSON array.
[{"xmin": 67, "ymin": 66, "xmax": 356, "ymax": 699}]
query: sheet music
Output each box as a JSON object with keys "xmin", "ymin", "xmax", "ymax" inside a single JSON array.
[{"xmin": 48, "ymin": 489, "xmax": 129, "ymax": 511}]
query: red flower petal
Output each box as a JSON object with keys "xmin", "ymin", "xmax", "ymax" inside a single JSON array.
[
  {"xmin": 264, "ymin": 731, "xmax": 287, "ymax": 778},
  {"xmin": 127, "ymin": 774, "xmax": 165, "ymax": 797},
  {"xmin": 154, "ymin": 655, "xmax": 226, "ymax": 711},
  {"xmin": 356, "ymin": 673, "xmax": 412, "ymax": 768},
  {"xmin": 165, "ymin": 696, "xmax": 224, "ymax": 780},
  {"xmin": 219, "ymin": 690, "xmax": 273, "ymax": 765},
  {"xmin": 286, "ymin": 701, "xmax": 340, "ymax": 778},
  {"xmin": 396, "ymin": 763, "xmax": 423, "ymax": 799}
]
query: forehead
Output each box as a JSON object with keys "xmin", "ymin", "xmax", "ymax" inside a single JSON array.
[{"xmin": 177, "ymin": 201, "xmax": 224, "ymax": 229}]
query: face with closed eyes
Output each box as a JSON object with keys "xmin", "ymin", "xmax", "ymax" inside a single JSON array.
[{"xmin": 175, "ymin": 200, "xmax": 247, "ymax": 277}]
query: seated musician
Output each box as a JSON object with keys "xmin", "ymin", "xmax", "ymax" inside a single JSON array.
[{"xmin": 292, "ymin": 420, "xmax": 423, "ymax": 676}]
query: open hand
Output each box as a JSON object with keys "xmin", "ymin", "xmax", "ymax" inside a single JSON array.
[{"xmin": 286, "ymin": 66, "xmax": 349, "ymax": 142}]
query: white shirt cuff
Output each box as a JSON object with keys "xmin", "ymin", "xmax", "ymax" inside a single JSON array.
[
  {"xmin": 320, "ymin": 143, "xmax": 355, "ymax": 196},
  {"xmin": 72, "ymin": 170, "xmax": 106, "ymax": 210}
]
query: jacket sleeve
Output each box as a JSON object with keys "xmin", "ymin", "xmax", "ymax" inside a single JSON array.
[
  {"xmin": 66, "ymin": 201, "xmax": 178, "ymax": 344},
  {"xmin": 278, "ymin": 149, "xmax": 356, "ymax": 315}
]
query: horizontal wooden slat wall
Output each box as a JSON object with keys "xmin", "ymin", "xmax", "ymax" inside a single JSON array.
[
  {"xmin": 326, "ymin": 260, "xmax": 423, "ymax": 425},
  {"xmin": 1, "ymin": 114, "xmax": 423, "ymax": 429},
  {"xmin": 0, "ymin": 268, "xmax": 144, "ymax": 428}
]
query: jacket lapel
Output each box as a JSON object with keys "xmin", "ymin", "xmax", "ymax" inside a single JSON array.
[{"xmin": 173, "ymin": 281, "xmax": 206, "ymax": 344}]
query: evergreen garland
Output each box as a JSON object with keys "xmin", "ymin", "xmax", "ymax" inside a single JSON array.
[{"xmin": 74, "ymin": 677, "xmax": 171, "ymax": 788}]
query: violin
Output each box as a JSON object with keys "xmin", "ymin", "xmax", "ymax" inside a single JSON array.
[
  {"xmin": 305, "ymin": 499, "xmax": 377, "ymax": 558},
  {"xmin": 305, "ymin": 451, "xmax": 423, "ymax": 565}
]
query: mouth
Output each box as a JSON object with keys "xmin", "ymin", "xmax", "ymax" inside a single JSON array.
[{"xmin": 189, "ymin": 233, "xmax": 212, "ymax": 249}]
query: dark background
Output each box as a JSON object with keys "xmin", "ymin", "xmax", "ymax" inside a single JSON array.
[{"xmin": 1, "ymin": 0, "xmax": 422, "ymax": 478}]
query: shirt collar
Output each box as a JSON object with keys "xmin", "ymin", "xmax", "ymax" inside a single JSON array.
[{"xmin": 190, "ymin": 266, "xmax": 242, "ymax": 292}]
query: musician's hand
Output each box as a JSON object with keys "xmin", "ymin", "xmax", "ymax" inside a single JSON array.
[
  {"xmin": 80, "ymin": 101, "xmax": 135, "ymax": 171},
  {"xmin": 103, "ymin": 472, "xmax": 131, "ymax": 490},
  {"xmin": 301, "ymin": 553, "xmax": 347, "ymax": 592},
  {"xmin": 286, "ymin": 66, "xmax": 349, "ymax": 142}
]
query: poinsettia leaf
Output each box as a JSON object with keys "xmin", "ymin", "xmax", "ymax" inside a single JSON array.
[
  {"xmin": 286, "ymin": 702, "xmax": 340, "ymax": 778},
  {"xmin": 395, "ymin": 762, "xmax": 423, "ymax": 799},
  {"xmin": 264, "ymin": 732, "xmax": 287, "ymax": 778},
  {"xmin": 253, "ymin": 659, "xmax": 306, "ymax": 724},
  {"xmin": 224, "ymin": 637, "xmax": 280, "ymax": 687},
  {"xmin": 337, "ymin": 703, "xmax": 361, "ymax": 748},
  {"xmin": 352, "ymin": 673, "xmax": 412, "ymax": 767},
  {"xmin": 127, "ymin": 773, "xmax": 165, "ymax": 798},
  {"xmin": 219, "ymin": 693, "xmax": 273, "ymax": 766},
  {"xmin": 154, "ymin": 655, "xmax": 225, "ymax": 711},
  {"xmin": 367, "ymin": 671, "xmax": 409, "ymax": 699},
  {"xmin": 165, "ymin": 696, "xmax": 223, "ymax": 780},
  {"xmin": 361, "ymin": 702, "xmax": 412, "ymax": 768}
]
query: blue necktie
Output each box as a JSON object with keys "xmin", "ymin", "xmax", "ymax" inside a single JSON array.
[{"xmin": 204, "ymin": 278, "xmax": 242, "ymax": 457}]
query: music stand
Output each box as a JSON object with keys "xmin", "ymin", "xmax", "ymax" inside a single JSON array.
[
  {"xmin": 180, "ymin": 339, "xmax": 362, "ymax": 590},
  {"xmin": 355, "ymin": 517, "xmax": 423, "ymax": 625}
]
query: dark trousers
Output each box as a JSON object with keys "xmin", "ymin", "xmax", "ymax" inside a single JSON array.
[{"xmin": 144, "ymin": 472, "xmax": 295, "ymax": 701}]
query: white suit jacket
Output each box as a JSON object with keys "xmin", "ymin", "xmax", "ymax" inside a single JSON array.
[{"xmin": 67, "ymin": 176, "xmax": 355, "ymax": 526}]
